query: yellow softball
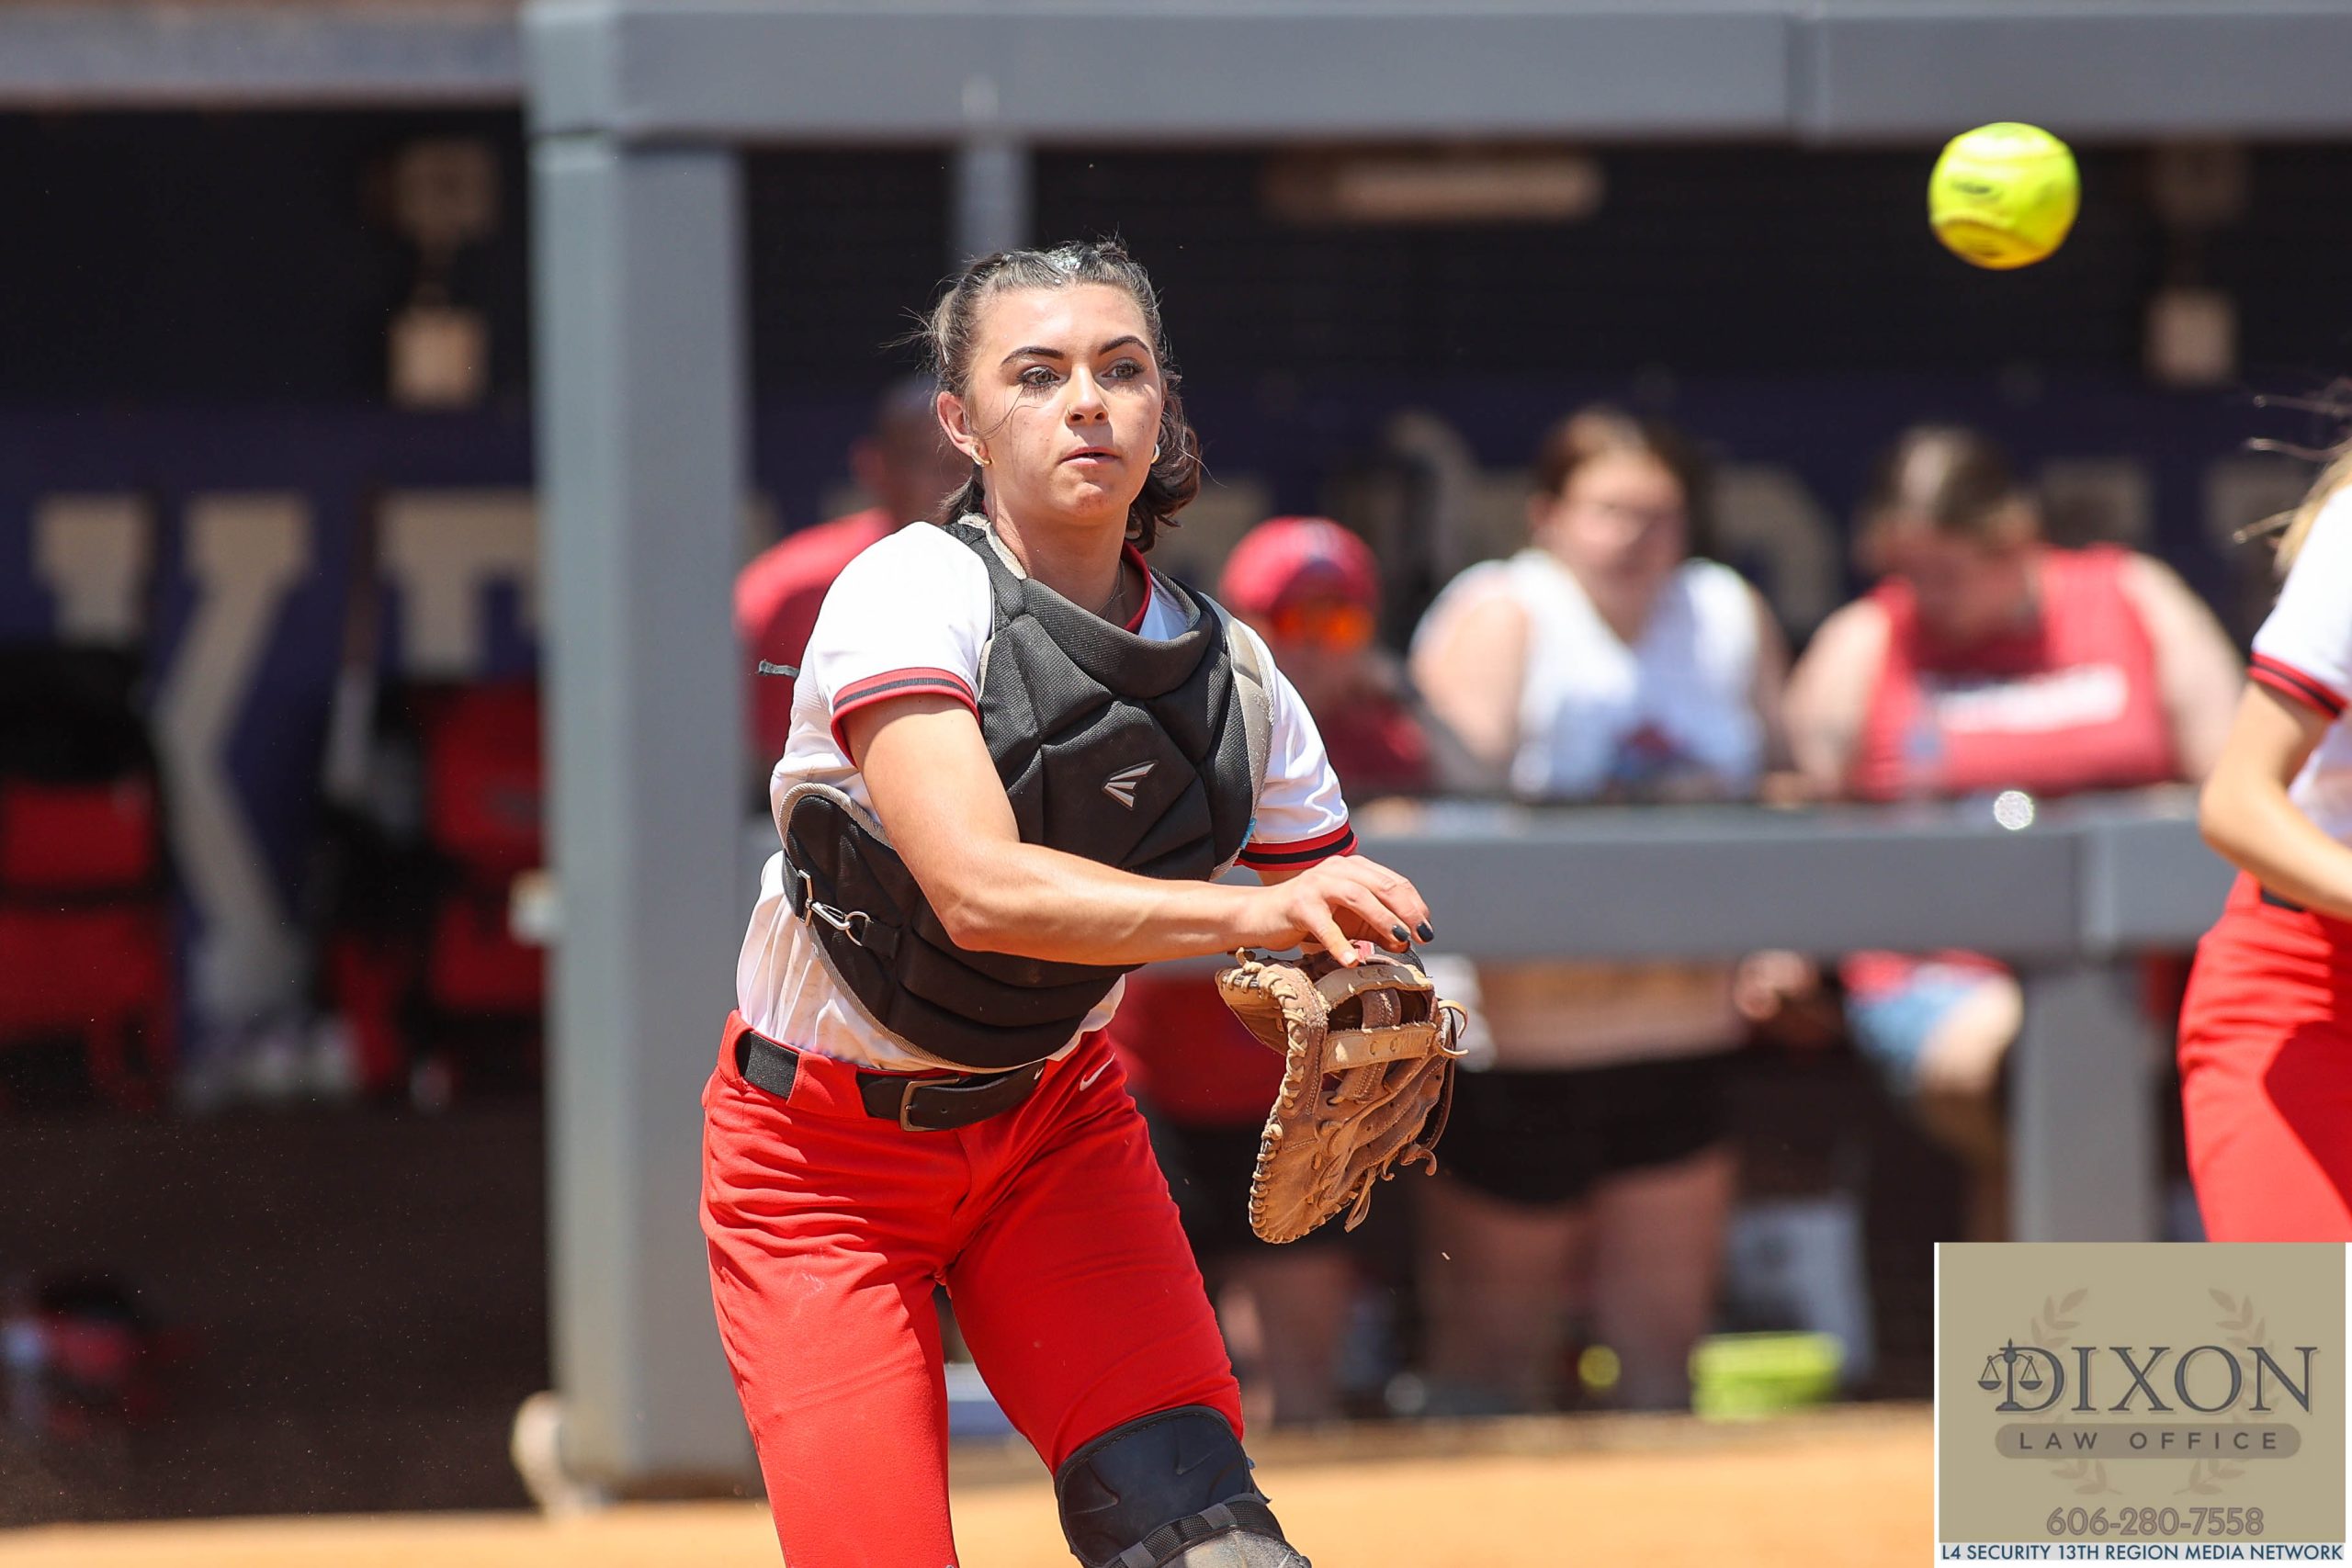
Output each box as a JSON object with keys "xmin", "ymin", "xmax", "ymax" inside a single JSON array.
[{"xmin": 1928, "ymin": 123, "xmax": 2080, "ymax": 270}]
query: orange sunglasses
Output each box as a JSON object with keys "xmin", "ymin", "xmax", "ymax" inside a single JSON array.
[{"xmin": 1268, "ymin": 600, "xmax": 1375, "ymax": 652}]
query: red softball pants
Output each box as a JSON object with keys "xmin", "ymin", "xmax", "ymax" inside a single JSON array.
[
  {"xmin": 2179, "ymin": 874, "xmax": 2352, "ymax": 1241},
  {"xmin": 701, "ymin": 1012, "xmax": 1244, "ymax": 1567}
]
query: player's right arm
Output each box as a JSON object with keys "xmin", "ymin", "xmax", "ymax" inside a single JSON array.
[{"xmin": 846, "ymin": 695, "xmax": 1428, "ymax": 966}]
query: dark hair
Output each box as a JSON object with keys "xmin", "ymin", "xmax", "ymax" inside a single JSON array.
[
  {"xmin": 1531, "ymin": 405, "xmax": 1712, "ymax": 557},
  {"xmin": 1859, "ymin": 424, "xmax": 2038, "ymax": 566},
  {"xmin": 919, "ymin": 239, "xmax": 1201, "ymax": 551}
]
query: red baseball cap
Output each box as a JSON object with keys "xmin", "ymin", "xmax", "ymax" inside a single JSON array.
[{"xmin": 1216, "ymin": 517, "xmax": 1379, "ymax": 616}]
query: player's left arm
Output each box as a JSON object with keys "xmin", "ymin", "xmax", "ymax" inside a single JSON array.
[{"xmin": 2121, "ymin": 552, "xmax": 2245, "ymax": 783}]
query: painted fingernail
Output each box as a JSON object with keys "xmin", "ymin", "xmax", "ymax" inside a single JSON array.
[
  {"xmin": 1415, "ymin": 921, "xmax": 1435, "ymax": 942},
  {"xmin": 1390, "ymin": 924, "xmax": 1409, "ymax": 943}
]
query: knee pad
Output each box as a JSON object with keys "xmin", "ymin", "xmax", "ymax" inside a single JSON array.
[{"xmin": 1053, "ymin": 1406, "xmax": 1309, "ymax": 1568}]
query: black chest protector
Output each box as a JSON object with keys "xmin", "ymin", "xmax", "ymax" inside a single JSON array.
[{"xmin": 777, "ymin": 522, "xmax": 1261, "ymax": 1070}]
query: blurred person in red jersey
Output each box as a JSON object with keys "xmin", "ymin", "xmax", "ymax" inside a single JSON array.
[
  {"xmin": 1408, "ymin": 407, "xmax": 1789, "ymax": 1414},
  {"xmin": 1784, "ymin": 423, "xmax": 2240, "ymax": 1240},
  {"xmin": 737, "ymin": 375, "xmax": 971, "ymax": 770},
  {"xmin": 1109, "ymin": 515, "xmax": 1475, "ymax": 1427},
  {"xmin": 2182, "ymin": 449, "xmax": 2352, "ymax": 1239}
]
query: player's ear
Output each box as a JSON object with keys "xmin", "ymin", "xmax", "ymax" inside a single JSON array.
[{"xmin": 936, "ymin": 389, "xmax": 983, "ymax": 467}]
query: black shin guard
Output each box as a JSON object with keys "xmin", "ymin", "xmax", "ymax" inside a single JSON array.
[{"xmin": 1052, "ymin": 1406, "xmax": 1305, "ymax": 1568}]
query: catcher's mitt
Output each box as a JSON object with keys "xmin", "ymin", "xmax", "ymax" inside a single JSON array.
[{"xmin": 1216, "ymin": 950, "xmax": 1468, "ymax": 1244}]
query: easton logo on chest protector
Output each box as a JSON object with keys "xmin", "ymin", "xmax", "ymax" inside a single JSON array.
[{"xmin": 1102, "ymin": 761, "xmax": 1155, "ymax": 807}]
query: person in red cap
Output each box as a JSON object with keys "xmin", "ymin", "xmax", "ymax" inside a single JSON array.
[
  {"xmin": 1215, "ymin": 518, "xmax": 1480, "ymax": 799},
  {"xmin": 1107, "ymin": 515, "xmax": 1479, "ymax": 1427},
  {"xmin": 736, "ymin": 375, "xmax": 972, "ymax": 773}
]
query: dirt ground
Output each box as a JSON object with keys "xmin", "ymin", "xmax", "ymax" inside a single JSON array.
[{"xmin": 0, "ymin": 1404, "xmax": 1929, "ymax": 1568}]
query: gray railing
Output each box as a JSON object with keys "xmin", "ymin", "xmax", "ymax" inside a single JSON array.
[{"xmin": 1346, "ymin": 788, "xmax": 2231, "ymax": 1243}]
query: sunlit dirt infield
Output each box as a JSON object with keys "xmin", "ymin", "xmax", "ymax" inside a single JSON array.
[{"xmin": 0, "ymin": 1404, "xmax": 1928, "ymax": 1568}]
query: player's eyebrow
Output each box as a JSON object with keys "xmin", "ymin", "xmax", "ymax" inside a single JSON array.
[{"xmin": 1000, "ymin": 335, "xmax": 1148, "ymax": 367}]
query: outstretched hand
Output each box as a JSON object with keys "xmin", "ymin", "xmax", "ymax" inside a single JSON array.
[{"xmin": 1250, "ymin": 854, "xmax": 1434, "ymax": 965}]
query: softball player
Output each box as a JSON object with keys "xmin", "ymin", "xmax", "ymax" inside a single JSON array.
[
  {"xmin": 2180, "ymin": 458, "xmax": 2352, "ymax": 1240},
  {"xmin": 701, "ymin": 240, "xmax": 1433, "ymax": 1568}
]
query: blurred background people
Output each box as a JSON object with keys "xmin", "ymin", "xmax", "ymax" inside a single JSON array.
[
  {"xmin": 1406, "ymin": 407, "xmax": 1789, "ymax": 1413},
  {"xmin": 735, "ymin": 374, "xmax": 968, "ymax": 772},
  {"xmin": 1783, "ymin": 423, "xmax": 2241, "ymax": 1241},
  {"xmin": 1108, "ymin": 515, "xmax": 1468, "ymax": 1426}
]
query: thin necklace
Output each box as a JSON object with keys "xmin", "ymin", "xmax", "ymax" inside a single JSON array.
[{"xmin": 1099, "ymin": 561, "xmax": 1131, "ymax": 623}]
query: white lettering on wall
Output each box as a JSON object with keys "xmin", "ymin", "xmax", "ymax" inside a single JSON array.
[
  {"xmin": 153, "ymin": 494, "xmax": 311, "ymax": 1022},
  {"xmin": 379, "ymin": 489, "xmax": 538, "ymax": 677},
  {"xmin": 32, "ymin": 494, "xmax": 152, "ymax": 646}
]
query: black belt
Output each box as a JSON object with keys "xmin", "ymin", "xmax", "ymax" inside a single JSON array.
[
  {"xmin": 731, "ymin": 1024, "xmax": 1046, "ymax": 1132},
  {"xmin": 2261, "ymin": 886, "xmax": 2307, "ymax": 913}
]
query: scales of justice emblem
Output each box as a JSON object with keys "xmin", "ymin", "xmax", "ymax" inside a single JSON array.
[{"xmin": 1979, "ymin": 1340, "xmax": 2046, "ymax": 1409}]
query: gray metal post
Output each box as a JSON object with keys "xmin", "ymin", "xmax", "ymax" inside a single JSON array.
[
  {"xmin": 2011, "ymin": 962, "xmax": 2162, "ymax": 1243},
  {"xmin": 532, "ymin": 132, "xmax": 751, "ymax": 1488},
  {"xmin": 953, "ymin": 136, "xmax": 1031, "ymax": 260}
]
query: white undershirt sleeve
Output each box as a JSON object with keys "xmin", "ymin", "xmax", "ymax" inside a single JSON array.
[
  {"xmin": 1232, "ymin": 624, "xmax": 1356, "ymax": 870},
  {"xmin": 2251, "ymin": 494, "xmax": 2352, "ymax": 722}
]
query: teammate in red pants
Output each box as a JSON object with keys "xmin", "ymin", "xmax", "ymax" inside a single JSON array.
[
  {"xmin": 2181, "ymin": 457, "xmax": 2352, "ymax": 1239},
  {"xmin": 703, "ymin": 240, "xmax": 1434, "ymax": 1568}
]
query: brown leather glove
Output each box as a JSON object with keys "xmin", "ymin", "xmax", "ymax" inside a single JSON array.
[{"xmin": 1216, "ymin": 950, "xmax": 1467, "ymax": 1245}]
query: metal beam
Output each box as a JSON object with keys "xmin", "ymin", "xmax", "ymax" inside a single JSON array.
[
  {"xmin": 527, "ymin": 0, "xmax": 2352, "ymax": 147},
  {"xmin": 531, "ymin": 131, "xmax": 749, "ymax": 1490},
  {"xmin": 527, "ymin": 2, "xmax": 1797, "ymax": 143},
  {"xmin": 2012, "ymin": 960, "xmax": 2161, "ymax": 1242},
  {"xmin": 1354, "ymin": 800, "xmax": 2087, "ymax": 964},
  {"xmin": 10, "ymin": 1, "xmax": 2348, "ymax": 140},
  {"xmin": 0, "ymin": 3, "xmax": 519, "ymax": 107},
  {"xmin": 953, "ymin": 137, "xmax": 1032, "ymax": 263},
  {"xmin": 1802, "ymin": 4, "xmax": 2352, "ymax": 141}
]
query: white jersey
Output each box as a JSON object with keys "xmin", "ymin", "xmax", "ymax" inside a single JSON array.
[
  {"xmin": 2250, "ymin": 491, "xmax": 2352, "ymax": 845},
  {"xmin": 1412, "ymin": 549, "xmax": 1768, "ymax": 1070},
  {"xmin": 1419, "ymin": 548, "xmax": 1764, "ymax": 802},
  {"xmin": 739, "ymin": 522, "xmax": 1354, "ymax": 1071}
]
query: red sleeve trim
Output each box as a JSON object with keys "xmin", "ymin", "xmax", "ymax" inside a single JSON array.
[
  {"xmin": 1124, "ymin": 543, "xmax": 1154, "ymax": 633},
  {"xmin": 829, "ymin": 667, "xmax": 978, "ymax": 755},
  {"xmin": 1237, "ymin": 819, "xmax": 1358, "ymax": 869},
  {"xmin": 2251, "ymin": 653, "xmax": 2348, "ymax": 719}
]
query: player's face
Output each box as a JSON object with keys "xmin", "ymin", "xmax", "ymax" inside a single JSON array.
[
  {"xmin": 1537, "ymin": 451, "xmax": 1689, "ymax": 613},
  {"xmin": 1882, "ymin": 527, "xmax": 2032, "ymax": 646},
  {"xmin": 942, "ymin": 284, "xmax": 1165, "ymax": 533}
]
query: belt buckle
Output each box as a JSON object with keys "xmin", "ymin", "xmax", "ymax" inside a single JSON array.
[{"xmin": 896, "ymin": 1078, "xmax": 940, "ymax": 1133}]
